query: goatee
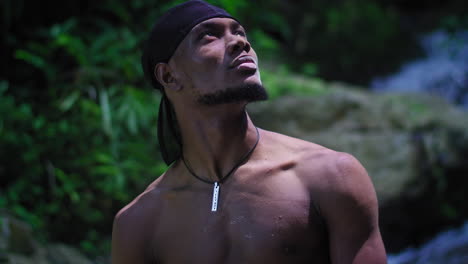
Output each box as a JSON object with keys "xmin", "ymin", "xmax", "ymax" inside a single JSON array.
[{"xmin": 197, "ymin": 83, "xmax": 268, "ymax": 106}]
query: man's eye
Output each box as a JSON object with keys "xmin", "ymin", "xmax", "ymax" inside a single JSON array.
[
  {"xmin": 199, "ymin": 31, "xmax": 216, "ymax": 39},
  {"xmin": 235, "ymin": 30, "xmax": 247, "ymax": 37}
]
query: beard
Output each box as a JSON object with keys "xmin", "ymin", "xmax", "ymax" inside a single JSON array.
[{"xmin": 197, "ymin": 83, "xmax": 268, "ymax": 106}]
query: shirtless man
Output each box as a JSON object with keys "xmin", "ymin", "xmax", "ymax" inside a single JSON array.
[{"xmin": 111, "ymin": 1, "xmax": 387, "ymax": 263}]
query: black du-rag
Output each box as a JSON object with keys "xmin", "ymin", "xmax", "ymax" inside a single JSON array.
[{"xmin": 141, "ymin": 0, "xmax": 237, "ymax": 165}]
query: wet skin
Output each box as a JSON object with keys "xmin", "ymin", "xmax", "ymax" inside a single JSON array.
[
  {"xmin": 112, "ymin": 17, "xmax": 387, "ymax": 264},
  {"xmin": 146, "ymin": 134, "xmax": 328, "ymax": 263},
  {"xmin": 112, "ymin": 131, "xmax": 387, "ymax": 264},
  {"xmin": 115, "ymin": 132, "xmax": 332, "ymax": 263}
]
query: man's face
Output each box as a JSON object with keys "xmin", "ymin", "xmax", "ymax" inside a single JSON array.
[{"xmin": 169, "ymin": 17, "xmax": 265, "ymax": 105}]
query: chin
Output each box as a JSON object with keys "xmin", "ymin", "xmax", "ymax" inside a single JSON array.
[
  {"xmin": 237, "ymin": 73, "xmax": 262, "ymax": 87},
  {"xmin": 197, "ymin": 80, "xmax": 268, "ymax": 106}
]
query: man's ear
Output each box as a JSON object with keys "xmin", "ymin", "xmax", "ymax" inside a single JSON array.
[{"xmin": 154, "ymin": 63, "xmax": 181, "ymax": 91}]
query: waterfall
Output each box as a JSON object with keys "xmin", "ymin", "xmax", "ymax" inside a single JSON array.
[
  {"xmin": 388, "ymin": 221, "xmax": 468, "ymax": 264},
  {"xmin": 371, "ymin": 30, "xmax": 468, "ymax": 108}
]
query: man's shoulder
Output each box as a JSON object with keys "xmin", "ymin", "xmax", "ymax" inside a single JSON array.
[
  {"xmin": 113, "ymin": 173, "xmax": 168, "ymax": 238},
  {"xmin": 266, "ymin": 130, "xmax": 380, "ymax": 220},
  {"xmin": 260, "ymin": 129, "xmax": 330, "ymax": 156},
  {"xmin": 275, "ymin": 131, "xmax": 378, "ymax": 219},
  {"xmin": 261, "ymin": 129, "xmax": 369, "ymax": 190},
  {"xmin": 111, "ymin": 175, "xmax": 167, "ymax": 263},
  {"xmin": 114, "ymin": 174, "xmax": 165, "ymax": 225},
  {"xmin": 261, "ymin": 128, "xmax": 345, "ymax": 167}
]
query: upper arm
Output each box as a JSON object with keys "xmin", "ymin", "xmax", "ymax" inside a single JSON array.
[
  {"xmin": 111, "ymin": 207, "xmax": 151, "ymax": 264},
  {"xmin": 318, "ymin": 152, "xmax": 387, "ymax": 264}
]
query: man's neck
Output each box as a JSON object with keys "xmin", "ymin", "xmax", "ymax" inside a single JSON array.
[{"xmin": 176, "ymin": 103, "xmax": 258, "ymax": 182}]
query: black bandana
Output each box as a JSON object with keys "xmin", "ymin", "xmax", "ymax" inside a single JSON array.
[{"xmin": 141, "ymin": 0, "xmax": 237, "ymax": 165}]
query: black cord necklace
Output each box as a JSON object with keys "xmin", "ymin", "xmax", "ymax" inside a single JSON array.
[{"xmin": 181, "ymin": 126, "xmax": 260, "ymax": 212}]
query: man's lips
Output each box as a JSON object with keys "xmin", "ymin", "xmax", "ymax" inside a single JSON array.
[{"xmin": 229, "ymin": 56, "xmax": 257, "ymax": 70}]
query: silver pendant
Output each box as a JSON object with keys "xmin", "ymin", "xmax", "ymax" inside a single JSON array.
[{"xmin": 211, "ymin": 182, "xmax": 220, "ymax": 212}]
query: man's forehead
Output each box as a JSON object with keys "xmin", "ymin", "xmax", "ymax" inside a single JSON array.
[
  {"xmin": 191, "ymin": 17, "xmax": 244, "ymax": 33},
  {"xmin": 172, "ymin": 18, "xmax": 243, "ymax": 57},
  {"xmin": 171, "ymin": 18, "xmax": 243, "ymax": 64}
]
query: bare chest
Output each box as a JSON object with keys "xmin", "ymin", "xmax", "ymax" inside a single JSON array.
[{"xmin": 151, "ymin": 175, "xmax": 329, "ymax": 264}]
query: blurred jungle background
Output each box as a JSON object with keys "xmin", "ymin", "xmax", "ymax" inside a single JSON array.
[{"xmin": 1, "ymin": 0, "xmax": 467, "ymax": 263}]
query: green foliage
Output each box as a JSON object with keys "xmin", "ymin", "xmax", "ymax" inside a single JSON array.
[
  {"xmin": 2, "ymin": 5, "xmax": 168, "ymax": 255},
  {"xmin": 249, "ymin": 29, "xmax": 280, "ymax": 60},
  {"xmin": 209, "ymin": 0, "xmax": 248, "ymax": 17},
  {"xmin": 262, "ymin": 67, "xmax": 329, "ymax": 99},
  {"xmin": 278, "ymin": 0, "xmax": 413, "ymax": 83}
]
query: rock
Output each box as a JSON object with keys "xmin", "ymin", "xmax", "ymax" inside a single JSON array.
[
  {"xmin": 248, "ymin": 85, "xmax": 468, "ymax": 205},
  {"xmin": 304, "ymin": 131, "xmax": 419, "ymax": 204},
  {"xmin": 6, "ymin": 254, "xmax": 36, "ymax": 264},
  {"xmin": 0, "ymin": 214, "xmax": 37, "ymax": 256},
  {"xmin": 5, "ymin": 243, "xmax": 92, "ymax": 264},
  {"xmin": 47, "ymin": 244, "xmax": 92, "ymax": 264},
  {"xmin": 6, "ymin": 252, "xmax": 50, "ymax": 264},
  {"xmin": 0, "ymin": 213, "xmax": 93, "ymax": 264},
  {"xmin": 248, "ymin": 84, "xmax": 468, "ymax": 252}
]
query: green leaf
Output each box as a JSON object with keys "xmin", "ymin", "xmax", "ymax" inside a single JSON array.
[
  {"xmin": 93, "ymin": 165, "xmax": 120, "ymax": 176},
  {"xmin": 59, "ymin": 91, "xmax": 81, "ymax": 112},
  {"xmin": 33, "ymin": 116, "xmax": 46, "ymax": 130},
  {"xmin": 0, "ymin": 80, "xmax": 8, "ymax": 94},
  {"xmin": 94, "ymin": 152, "xmax": 114, "ymax": 164},
  {"xmin": 14, "ymin": 49, "xmax": 46, "ymax": 69},
  {"xmin": 99, "ymin": 88, "xmax": 112, "ymax": 136}
]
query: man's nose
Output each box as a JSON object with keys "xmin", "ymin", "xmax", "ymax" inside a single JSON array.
[{"xmin": 227, "ymin": 33, "xmax": 251, "ymax": 55}]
